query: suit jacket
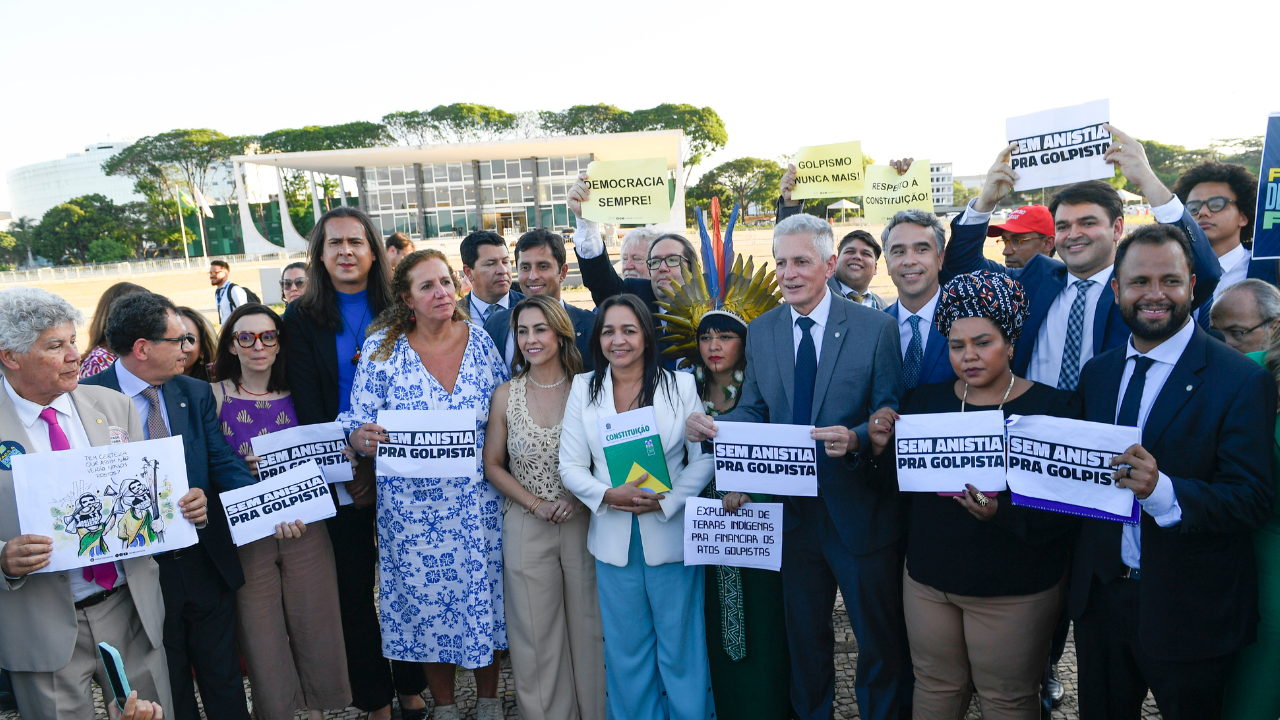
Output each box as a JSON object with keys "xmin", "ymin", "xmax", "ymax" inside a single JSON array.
[
  {"xmin": 576, "ymin": 247, "xmax": 661, "ymax": 321},
  {"xmin": 943, "ymin": 209, "xmax": 1222, "ymax": 377},
  {"xmin": 883, "ymin": 300, "xmax": 957, "ymax": 386},
  {"xmin": 459, "ymin": 289, "xmax": 525, "ymax": 323},
  {"xmin": 827, "ymin": 276, "xmax": 888, "ymax": 311},
  {"xmin": 482, "ymin": 300, "xmax": 596, "ymax": 372},
  {"xmin": 1069, "ymin": 327, "xmax": 1275, "ymax": 661},
  {"xmin": 282, "ymin": 303, "xmax": 343, "ymax": 426},
  {"xmin": 558, "ymin": 369, "xmax": 713, "ymax": 567},
  {"xmin": 717, "ymin": 295, "xmax": 906, "ymax": 554},
  {"xmin": 0, "ymin": 385, "xmax": 165, "ymax": 672},
  {"xmin": 82, "ymin": 367, "xmax": 255, "ymax": 591}
]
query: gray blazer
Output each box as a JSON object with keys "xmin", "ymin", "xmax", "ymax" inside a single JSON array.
[
  {"xmin": 0, "ymin": 384, "xmax": 164, "ymax": 672},
  {"xmin": 718, "ymin": 293, "xmax": 906, "ymax": 554}
]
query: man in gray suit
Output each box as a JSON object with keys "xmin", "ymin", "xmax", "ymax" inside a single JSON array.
[
  {"xmin": 0, "ymin": 286, "xmax": 203, "ymax": 719},
  {"xmin": 686, "ymin": 214, "xmax": 911, "ymax": 720}
]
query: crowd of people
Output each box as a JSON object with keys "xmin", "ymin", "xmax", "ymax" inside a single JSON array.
[{"xmin": 0, "ymin": 123, "xmax": 1277, "ymax": 720}]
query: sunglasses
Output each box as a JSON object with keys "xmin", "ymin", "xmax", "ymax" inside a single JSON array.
[
  {"xmin": 234, "ymin": 331, "xmax": 279, "ymax": 348},
  {"xmin": 1185, "ymin": 196, "xmax": 1237, "ymax": 215},
  {"xmin": 646, "ymin": 255, "xmax": 688, "ymax": 271},
  {"xmin": 280, "ymin": 277, "xmax": 307, "ymax": 290}
]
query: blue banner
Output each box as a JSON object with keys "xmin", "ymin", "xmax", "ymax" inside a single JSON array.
[{"xmin": 1253, "ymin": 113, "xmax": 1280, "ymax": 259}]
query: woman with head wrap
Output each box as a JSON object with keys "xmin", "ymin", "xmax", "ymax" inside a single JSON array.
[{"xmin": 865, "ymin": 271, "xmax": 1082, "ymax": 720}]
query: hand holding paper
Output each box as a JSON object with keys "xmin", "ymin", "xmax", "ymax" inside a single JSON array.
[
  {"xmin": 867, "ymin": 407, "xmax": 900, "ymax": 457},
  {"xmin": 974, "ymin": 143, "xmax": 1021, "ymax": 213},
  {"xmin": 0, "ymin": 534, "xmax": 53, "ymax": 578},
  {"xmin": 1110, "ymin": 443, "xmax": 1160, "ymax": 499},
  {"xmin": 1102, "ymin": 124, "xmax": 1173, "ymax": 207},
  {"xmin": 178, "ymin": 489, "xmax": 207, "ymax": 526},
  {"xmin": 780, "ymin": 164, "xmax": 799, "ymax": 207}
]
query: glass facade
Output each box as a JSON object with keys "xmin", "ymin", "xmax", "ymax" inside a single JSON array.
[{"xmin": 361, "ymin": 154, "xmax": 593, "ymax": 241}]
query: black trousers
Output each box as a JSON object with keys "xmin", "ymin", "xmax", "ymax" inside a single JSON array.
[
  {"xmin": 154, "ymin": 545, "xmax": 250, "ymax": 720},
  {"xmin": 1074, "ymin": 577, "xmax": 1236, "ymax": 720},
  {"xmin": 327, "ymin": 503, "xmax": 427, "ymax": 711}
]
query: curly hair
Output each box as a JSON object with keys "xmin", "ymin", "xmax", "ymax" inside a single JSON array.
[
  {"xmin": 366, "ymin": 248, "xmax": 465, "ymax": 362},
  {"xmin": 1172, "ymin": 161, "xmax": 1258, "ymax": 243}
]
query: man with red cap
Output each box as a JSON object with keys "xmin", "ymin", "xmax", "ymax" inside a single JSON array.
[{"xmin": 990, "ymin": 204, "xmax": 1055, "ymax": 268}]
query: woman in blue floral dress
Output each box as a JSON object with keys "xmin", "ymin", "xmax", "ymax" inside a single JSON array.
[{"xmin": 341, "ymin": 249, "xmax": 510, "ymax": 720}]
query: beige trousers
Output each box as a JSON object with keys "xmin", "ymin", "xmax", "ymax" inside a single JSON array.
[
  {"xmin": 235, "ymin": 521, "xmax": 351, "ymax": 720},
  {"xmin": 502, "ymin": 506, "xmax": 606, "ymax": 720},
  {"xmin": 9, "ymin": 585, "xmax": 172, "ymax": 720},
  {"xmin": 903, "ymin": 570, "xmax": 1064, "ymax": 720}
]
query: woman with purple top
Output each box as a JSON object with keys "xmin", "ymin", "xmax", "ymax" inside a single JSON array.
[{"xmin": 210, "ymin": 303, "xmax": 351, "ymax": 720}]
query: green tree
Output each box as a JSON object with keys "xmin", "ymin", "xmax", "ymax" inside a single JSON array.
[
  {"xmin": 382, "ymin": 110, "xmax": 432, "ymax": 145},
  {"xmin": 539, "ymin": 104, "xmax": 631, "ymax": 135},
  {"xmin": 685, "ymin": 173, "xmax": 732, "ymax": 226},
  {"xmin": 86, "ymin": 237, "xmax": 133, "ymax": 263},
  {"xmin": 953, "ymin": 180, "xmax": 977, "ymax": 208},
  {"xmin": 628, "ymin": 104, "xmax": 728, "ymax": 181},
  {"xmin": 259, "ymin": 122, "xmax": 392, "ymax": 153},
  {"xmin": 7, "ymin": 216, "xmax": 38, "ymax": 267},
  {"xmin": 701, "ymin": 158, "xmax": 783, "ymax": 220},
  {"xmin": 34, "ymin": 195, "xmax": 137, "ymax": 264},
  {"xmin": 0, "ymin": 231, "xmax": 17, "ymax": 268},
  {"xmin": 423, "ymin": 104, "xmax": 517, "ymax": 143},
  {"xmin": 1213, "ymin": 136, "xmax": 1265, "ymax": 176}
]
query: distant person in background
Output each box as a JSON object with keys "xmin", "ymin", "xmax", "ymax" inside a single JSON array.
[
  {"xmin": 459, "ymin": 231, "xmax": 523, "ymax": 324},
  {"xmin": 280, "ymin": 262, "xmax": 308, "ymax": 304},
  {"xmin": 989, "ymin": 205, "xmax": 1057, "ymax": 269},
  {"xmin": 210, "ymin": 260, "xmax": 250, "ymax": 324},
  {"xmin": 1210, "ymin": 280, "xmax": 1280, "ymax": 355},
  {"xmin": 80, "ymin": 281, "xmax": 146, "ymax": 378},
  {"xmin": 384, "ymin": 232, "xmax": 415, "ymax": 268},
  {"xmin": 177, "ymin": 307, "xmax": 216, "ymax": 383},
  {"xmin": 618, "ymin": 227, "xmax": 658, "ymax": 280}
]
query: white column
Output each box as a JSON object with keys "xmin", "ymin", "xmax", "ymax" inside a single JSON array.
[
  {"xmin": 275, "ymin": 166, "xmax": 309, "ymax": 251},
  {"xmin": 235, "ymin": 161, "xmax": 284, "ymax": 255},
  {"xmin": 310, "ymin": 172, "xmax": 323, "ymax": 223}
]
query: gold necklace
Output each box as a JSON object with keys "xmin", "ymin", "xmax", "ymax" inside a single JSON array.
[
  {"xmin": 528, "ymin": 373, "xmax": 567, "ymax": 389},
  {"xmin": 961, "ymin": 372, "xmax": 1016, "ymax": 412}
]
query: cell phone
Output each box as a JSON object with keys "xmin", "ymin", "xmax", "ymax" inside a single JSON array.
[{"xmin": 97, "ymin": 642, "xmax": 131, "ymax": 711}]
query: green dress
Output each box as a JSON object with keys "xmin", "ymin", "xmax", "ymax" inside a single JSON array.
[
  {"xmin": 1221, "ymin": 351, "xmax": 1280, "ymax": 720},
  {"xmin": 701, "ymin": 392, "xmax": 795, "ymax": 720}
]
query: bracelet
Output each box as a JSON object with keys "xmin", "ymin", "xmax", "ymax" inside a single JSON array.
[{"xmin": 529, "ymin": 498, "xmax": 543, "ymax": 514}]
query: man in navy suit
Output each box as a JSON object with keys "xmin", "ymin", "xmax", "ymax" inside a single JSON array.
[
  {"xmin": 81, "ymin": 292, "xmax": 259, "ymax": 720},
  {"xmin": 943, "ymin": 125, "xmax": 1221, "ymax": 390},
  {"xmin": 687, "ymin": 213, "xmax": 910, "ymax": 720},
  {"xmin": 483, "ymin": 228, "xmax": 595, "ymax": 371},
  {"xmin": 880, "ymin": 208, "xmax": 957, "ymax": 388},
  {"xmin": 1173, "ymin": 161, "xmax": 1279, "ymax": 329},
  {"xmin": 458, "ymin": 230, "xmax": 523, "ymax": 324},
  {"xmin": 1072, "ymin": 223, "xmax": 1274, "ymax": 719}
]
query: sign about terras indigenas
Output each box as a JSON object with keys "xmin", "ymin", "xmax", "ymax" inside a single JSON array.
[
  {"xmin": 11, "ymin": 436, "xmax": 197, "ymax": 573},
  {"xmin": 789, "ymin": 141, "xmax": 865, "ymax": 200},
  {"xmin": 862, "ymin": 161, "xmax": 934, "ymax": 224},
  {"xmin": 713, "ymin": 421, "xmax": 818, "ymax": 497},
  {"xmin": 599, "ymin": 406, "xmax": 672, "ymax": 493},
  {"xmin": 893, "ymin": 410, "xmax": 1007, "ymax": 493},
  {"xmin": 1250, "ymin": 113, "xmax": 1280, "ymax": 260},
  {"xmin": 1006, "ymin": 99, "xmax": 1112, "ymax": 192},
  {"xmin": 1006, "ymin": 415, "xmax": 1141, "ymax": 523},
  {"xmin": 375, "ymin": 409, "xmax": 478, "ymax": 479},
  {"xmin": 683, "ymin": 497, "xmax": 782, "ymax": 571},
  {"xmin": 220, "ymin": 459, "xmax": 338, "ymax": 545},
  {"xmin": 250, "ymin": 422, "xmax": 353, "ymax": 485},
  {"xmin": 582, "ymin": 158, "xmax": 671, "ymax": 225}
]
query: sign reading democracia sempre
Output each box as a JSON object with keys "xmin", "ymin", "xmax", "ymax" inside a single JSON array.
[{"xmin": 582, "ymin": 158, "xmax": 671, "ymax": 225}]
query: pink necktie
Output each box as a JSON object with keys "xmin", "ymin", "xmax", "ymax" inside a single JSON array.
[{"xmin": 42, "ymin": 408, "xmax": 117, "ymax": 591}]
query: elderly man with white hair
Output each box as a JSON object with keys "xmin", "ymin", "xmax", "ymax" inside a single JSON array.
[
  {"xmin": 0, "ymin": 286, "xmax": 189, "ymax": 720},
  {"xmin": 618, "ymin": 226, "xmax": 658, "ymax": 280},
  {"xmin": 1210, "ymin": 279, "xmax": 1280, "ymax": 354}
]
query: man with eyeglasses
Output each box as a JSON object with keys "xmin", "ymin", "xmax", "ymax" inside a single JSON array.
[
  {"xmin": 82, "ymin": 291, "xmax": 259, "ymax": 720},
  {"xmin": 1172, "ymin": 162, "xmax": 1278, "ymax": 329},
  {"xmin": 279, "ymin": 262, "xmax": 307, "ymax": 304},
  {"xmin": 989, "ymin": 205, "xmax": 1056, "ymax": 269},
  {"xmin": 1210, "ymin": 279, "xmax": 1280, "ymax": 354}
]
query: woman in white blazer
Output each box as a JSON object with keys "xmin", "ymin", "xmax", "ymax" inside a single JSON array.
[{"xmin": 559, "ymin": 294, "xmax": 715, "ymax": 720}]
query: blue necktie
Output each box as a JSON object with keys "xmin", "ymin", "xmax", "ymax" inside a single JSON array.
[
  {"xmin": 1057, "ymin": 279, "xmax": 1095, "ymax": 391},
  {"xmin": 1196, "ymin": 293, "xmax": 1215, "ymax": 330},
  {"xmin": 793, "ymin": 317, "xmax": 817, "ymax": 425},
  {"xmin": 1117, "ymin": 356, "xmax": 1156, "ymax": 427},
  {"xmin": 903, "ymin": 315, "xmax": 924, "ymax": 389}
]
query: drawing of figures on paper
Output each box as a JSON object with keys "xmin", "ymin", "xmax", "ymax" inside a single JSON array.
[{"xmin": 14, "ymin": 436, "xmax": 196, "ymax": 573}]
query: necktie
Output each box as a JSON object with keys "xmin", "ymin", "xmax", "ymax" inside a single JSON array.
[
  {"xmin": 1057, "ymin": 279, "xmax": 1096, "ymax": 391},
  {"xmin": 1117, "ymin": 356, "xmax": 1156, "ymax": 427},
  {"xmin": 42, "ymin": 408, "xmax": 118, "ymax": 592},
  {"xmin": 846, "ymin": 291, "xmax": 864, "ymax": 304},
  {"xmin": 903, "ymin": 315, "xmax": 924, "ymax": 389},
  {"xmin": 793, "ymin": 317, "xmax": 817, "ymax": 425},
  {"xmin": 1196, "ymin": 293, "xmax": 1215, "ymax": 330},
  {"xmin": 141, "ymin": 386, "xmax": 170, "ymax": 440}
]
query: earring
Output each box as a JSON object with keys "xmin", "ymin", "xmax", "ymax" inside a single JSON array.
[{"xmin": 409, "ymin": 312, "xmax": 416, "ymax": 323}]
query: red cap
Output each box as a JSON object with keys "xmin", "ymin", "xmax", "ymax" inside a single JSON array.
[{"xmin": 987, "ymin": 205, "xmax": 1054, "ymax": 238}]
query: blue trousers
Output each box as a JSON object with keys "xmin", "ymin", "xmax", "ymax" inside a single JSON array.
[
  {"xmin": 595, "ymin": 518, "xmax": 715, "ymax": 720},
  {"xmin": 783, "ymin": 497, "xmax": 913, "ymax": 720}
]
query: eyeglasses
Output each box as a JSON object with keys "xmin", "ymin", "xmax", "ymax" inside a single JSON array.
[
  {"xmin": 698, "ymin": 333, "xmax": 741, "ymax": 344},
  {"xmin": 1220, "ymin": 319, "xmax": 1274, "ymax": 341},
  {"xmin": 646, "ymin": 255, "xmax": 688, "ymax": 271},
  {"xmin": 280, "ymin": 277, "xmax": 307, "ymax": 290},
  {"xmin": 1185, "ymin": 197, "xmax": 1237, "ymax": 215},
  {"xmin": 234, "ymin": 331, "xmax": 279, "ymax": 348},
  {"xmin": 159, "ymin": 334, "xmax": 197, "ymax": 349},
  {"xmin": 998, "ymin": 234, "xmax": 1049, "ymax": 248}
]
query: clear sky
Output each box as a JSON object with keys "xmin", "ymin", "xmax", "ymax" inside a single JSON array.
[{"xmin": 1, "ymin": 0, "xmax": 1273, "ymax": 213}]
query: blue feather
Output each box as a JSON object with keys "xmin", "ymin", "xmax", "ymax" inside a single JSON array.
[
  {"xmin": 695, "ymin": 207, "xmax": 719, "ymax": 300},
  {"xmin": 723, "ymin": 204, "xmax": 740, "ymax": 283}
]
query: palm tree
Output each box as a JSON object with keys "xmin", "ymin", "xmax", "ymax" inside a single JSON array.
[{"xmin": 9, "ymin": 217, "xmax": 37, "ymax": 267}]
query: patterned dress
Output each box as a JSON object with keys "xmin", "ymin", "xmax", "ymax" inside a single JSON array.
[
  {"xmin": 217, "ymin": 384, "xmax": 299, "ymax": 457},
  {"xmin": 80, "ymin": 346, "xmax": 117, "ymax": 379},
  {"xmin": 340, "ymin": 323, "xmax": 510, "ymax": 668}
]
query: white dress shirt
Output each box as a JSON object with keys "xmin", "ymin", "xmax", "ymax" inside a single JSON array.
[
  {"xmin": 573, "ymin": 217, "xmax": 606, "ymax": 259},
  {"xmin": 3, "ymin": 378, "xmax": 126, "ymax": 600},
  {"xmin": 894, "ymin": 289, "xmax": 940, "ymax": 358},
  {"xmin": 1213, "ymin": 244, "xmax": 1250, "ymax": 300},
  {"xmin": 469, "ymin": 292, "xmax": 511, "ymax": 327},
  {"xmin": 114, "ymin": 361, "xmax": 171, "ymax": 439},
  {"xmin": 1027, "ymin": 266, "xmax": 1113, "ymax": 386},
  {"xmin": 1115, "ymin": 320, "xmax": 1192, "ymax": 570},
  {"xmin": 790, "ymin": 287, "xmax": 833, "ymax": 360}
]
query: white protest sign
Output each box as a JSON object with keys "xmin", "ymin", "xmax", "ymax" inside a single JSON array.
[
  {"xmin": 1006, "ymin": 99, "xmax": 1113, "ymax": 192},
  {"xmin": 376, "ymin": 410, "xmax": 477, "ymax": 478},
  {"xmin": 251, "ymin": 422, "xmax": 353, "ymax": 485},
  {"xmin": 713, "ymin": 421, "xmax": 817, "ymax": 496},
  {"xmin": 1007, "ymin": 415, "xmax": 1141, "ymax": 522},
  {"xmin": 12, "ymin": 436, "xmax": 197, "ymax": 573},
  {"xmin": 220, "ymin": 460, "xmax": 338, "ymax": 545},
  {"xmin": 894, "ymin": 410, "xmax": 1007, "ymax": 492},
  {"xmin": 683, "ymin": 497, "xmax": 782, "ymax": 571}
]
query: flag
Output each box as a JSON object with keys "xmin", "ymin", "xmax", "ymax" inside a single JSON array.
[{"xmin": 192, "ymin": 186, "xmax": 215, "ymax": 218}]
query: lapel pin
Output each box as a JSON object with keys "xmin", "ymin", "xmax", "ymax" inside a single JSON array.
[
  {"xmin": 834, "ymin": 332, "xmax": 840, "ymax": 338},
  {"xmin": 1186, "ymin": 385, "xmax": 1192, "ymax": 391},
  {"xmin": 96, "ymin": 418, "xmax": 103, "ymax": 424},
  {"xmin": 180, "ymin": 402, "xmax": 187, "ymax": 408}
]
